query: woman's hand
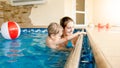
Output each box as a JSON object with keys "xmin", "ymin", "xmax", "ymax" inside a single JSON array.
[
  {"xmin": 77, "ymin": 32, "xmax": 86, "ymax": 36},
  {"xmin": 80, "ymin": 32, "xmax": 86, "ymax": 35}
]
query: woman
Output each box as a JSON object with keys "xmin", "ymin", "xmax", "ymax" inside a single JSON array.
[
  {"xmin": 60, "ymin": 16, "xmax": 85, "ymax": 48},
  {"xmin": 46, "ymin": 22, "xmax": 83, "ymax": 50}
]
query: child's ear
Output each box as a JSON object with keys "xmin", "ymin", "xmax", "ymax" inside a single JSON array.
[{"xmin": 50, "ymin": 34, "xmax": 55, "ymax": 39}]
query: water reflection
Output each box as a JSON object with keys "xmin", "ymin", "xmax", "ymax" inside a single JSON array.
[{"xmin": 3, "ymin": 40, "xmax": 24, "ymax": 62}]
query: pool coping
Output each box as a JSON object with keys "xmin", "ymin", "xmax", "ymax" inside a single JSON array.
[
  {"xmin": 64, "ymin": 34, "xmax": 83, "ymax": 68},
  {"xmin": 86, "ymin": 28, "xmax": 112, "ymax": 68}
]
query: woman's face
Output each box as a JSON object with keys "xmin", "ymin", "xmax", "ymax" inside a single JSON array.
[{"xmin": 64, "ymin": 21, "xmax": 74, "ymax": 36}]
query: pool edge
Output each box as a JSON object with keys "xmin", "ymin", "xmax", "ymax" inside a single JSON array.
[{"xmin": 64, "ymin": 35, "xmax": 83, "ymax": 68}]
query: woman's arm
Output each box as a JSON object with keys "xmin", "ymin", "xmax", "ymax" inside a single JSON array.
[
  {"xmin": 47, "ymin": 32, "xmax": 86, "ymax": 47},
  {"xmin": 66, "ymin": 31, "xmax": 86, "ymax": 40},
  {"xmin": 72, "ymin": 31, "xmax": 86, "ymax": 46},
  {"xmin": 55, "ymin": 32, "xmax": 86, "ymax": 45},
  {"xmin": 57, "ymin": 46, "xmax": 73, "ymax": 51}
]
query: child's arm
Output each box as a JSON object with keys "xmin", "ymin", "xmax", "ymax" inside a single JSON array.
[
  {"xmin": 46, "ymin": 38, "xmax": 71, "ymax": 50},
  {"xmin": 46, "ymin": 38, "xmax": 58, "ymax": 49}
]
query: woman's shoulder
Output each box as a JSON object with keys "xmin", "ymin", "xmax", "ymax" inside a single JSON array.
[{"xmin": 72, "ymin": 36, "xmax": 78, "ymax": 46}]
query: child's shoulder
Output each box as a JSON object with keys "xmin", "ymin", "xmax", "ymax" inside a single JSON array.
[{"xmin": 46, "ymin": 36, "xmax": 52, "ymax": 45}]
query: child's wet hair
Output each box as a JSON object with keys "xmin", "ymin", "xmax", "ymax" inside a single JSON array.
[{"xmin": 47, "ymin": 22, "xmax": 63, "ymax": 36}]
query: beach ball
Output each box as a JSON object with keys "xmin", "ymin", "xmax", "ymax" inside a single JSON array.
[{"xmin": 1, "ymin": 21, "xmax": 21, "ymax": 39}]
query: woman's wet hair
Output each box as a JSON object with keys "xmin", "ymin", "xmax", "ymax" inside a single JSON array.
[{"xmin": 60, "ymin": 16, "xmax": 74, "ymax": 29}]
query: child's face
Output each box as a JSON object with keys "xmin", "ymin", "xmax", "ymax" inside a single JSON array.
[
  {"xmin": 55, "ymin": 29, "xmax": 63, "ymax": 39},
  {"xmin": 50, "ymin": 28, "xmax": 63, "ymax": 41},
  {"xmin": 51, "ymin": 28, "xmax": 62, "ymax": 41}
]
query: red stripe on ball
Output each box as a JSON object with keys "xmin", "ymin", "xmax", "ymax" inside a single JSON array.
[{"xmin": 8, "ymin": 21, "xmax": 18, "ymax": 39}]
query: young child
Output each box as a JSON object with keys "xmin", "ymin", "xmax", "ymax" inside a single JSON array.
[{"xmin": 46, "ymin": 22, "xmax": 85, "ymax": 50}]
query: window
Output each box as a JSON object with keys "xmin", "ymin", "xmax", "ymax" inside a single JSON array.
[{"xmin": 76, "ymin": 0, "xmax": 85, "ymax": 25}]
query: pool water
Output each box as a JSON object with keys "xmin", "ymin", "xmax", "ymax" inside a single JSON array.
[
  {"xmin": 0, "ymin": 28, "xmax": 96, "ymax": 68},
  {"xmin": 79, "ymin": 35, "xmax": 96, "ymax": 68},
  {"xmin": 0, "ymin": 28, "xmax": 70, "ymax": 68}
]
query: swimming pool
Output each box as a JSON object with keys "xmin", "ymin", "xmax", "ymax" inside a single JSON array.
[
  {"xmin": 0, "ymin": 28, "xmax": 70, "ymax": 68},
  {"xmin": 0, "ymin": 28, "xmax": 96, "ymax": 68}
]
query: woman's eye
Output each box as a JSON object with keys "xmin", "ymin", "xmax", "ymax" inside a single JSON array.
[{"xmin": 67, "ymin": 27, "xmax": 71, "ymax": 29}]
